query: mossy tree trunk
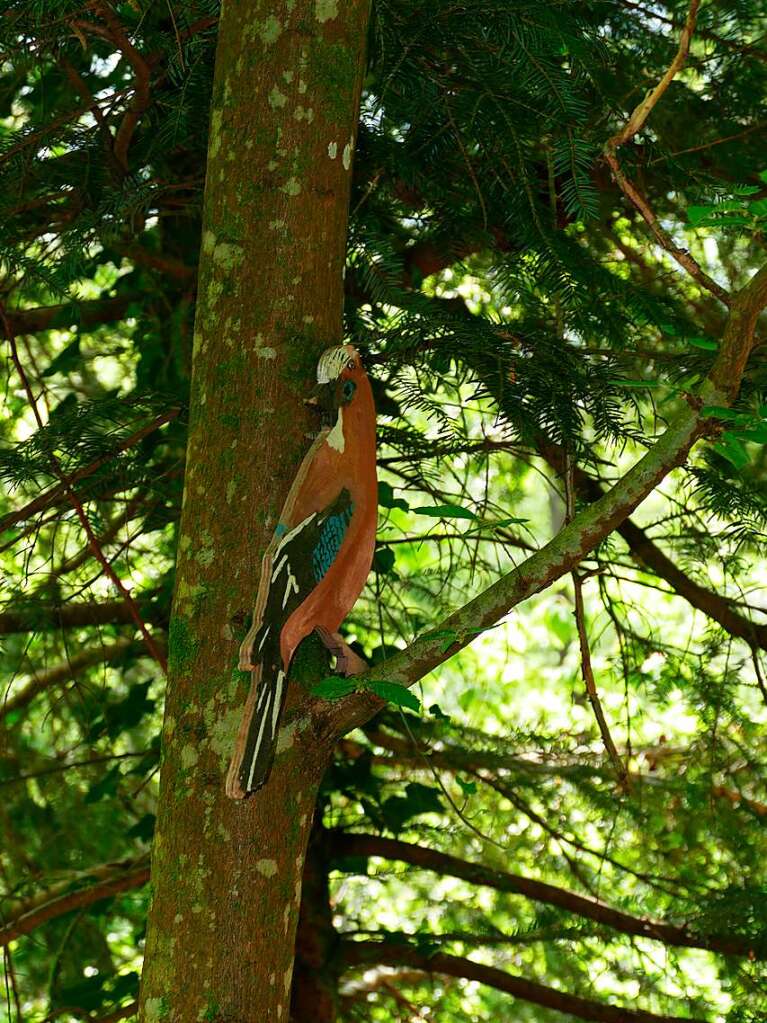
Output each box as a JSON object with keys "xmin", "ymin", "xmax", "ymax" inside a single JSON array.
[{"xmin": 138, "ymin": 3, "xmax": 370, "ymax": 1020}]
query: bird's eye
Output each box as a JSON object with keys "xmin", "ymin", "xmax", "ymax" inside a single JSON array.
[
  {"xmin": 346, "ymin": 358, "xmax": 356, "ymax": 370},
  {"xmin": 342, "ymin": 379, "xmax": 356, "ymax": 401}
]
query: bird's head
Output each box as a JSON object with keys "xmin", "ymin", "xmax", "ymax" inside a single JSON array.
[{"xmin": 306, "ymin": 344, "xmax": 366, "ymax": 426}]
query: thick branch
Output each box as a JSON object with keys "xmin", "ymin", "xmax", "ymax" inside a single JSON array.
[
  {"xmin": 341, "ymin": 942, "xmax": 705, "ymax": 1023},
  {"xmin": 0, "ymin": 858, "xmax": 149, "ymax": 947},
  {"xmin": 0, "ymin": 600, "xmax": 167, "ymax": 635},
  {"xmin": 6, "ymin": 296, "xmax": 136, "ymax": 335},
  {"xmin": 332, "ymin": 833, "xmax": 757, "ymax": 958}
]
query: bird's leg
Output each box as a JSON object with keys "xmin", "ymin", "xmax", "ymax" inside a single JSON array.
[{"xmin": 315, "ymin": 626, "xmax": 368, "ymax": 676}]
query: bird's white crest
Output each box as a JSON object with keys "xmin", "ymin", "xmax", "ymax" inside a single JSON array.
[{"xmin": 317, "ymin": 344, "xmax": 355, "ymax": 383}]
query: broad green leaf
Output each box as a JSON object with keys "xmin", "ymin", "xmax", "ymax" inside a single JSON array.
[
  {"xmin": 686, "ymin": 337, "xmax": 718, "ymax": 351},
  {"xmin": 700, "ymin": 405, "xmax": 740, "ymax": 420},
  {"xmin": 366, "ymin": 679, "xmax": 421, "ymax": 711},
  {"xmin": 609, "ymin": 378, "xmax": 661, "ymax": 389},
  {"xmin": 713, "ymin": 433, "xmax": 749, "ymax": 469},
  {"xmin": 378, "ymin": 480, "xmax": 409, "ymax": 512},
  {"xmin": 42, "ymin": 336, "xmax": 81, "ymax": 377},
  {"xmin": 311, "ymin": 676, "xmax": 356, "ymax": 700},
  {"xmin": 736, "ymin": 425, "xmax": 767, "ymax": 444},
  {"xmin": 412, "ymin": 503, "xmax": 477, "ymax": 520},
  {"xmin": 373, "ymin": 546, "xmax": 396, "ymax": 575},
  {"xmin": 456, "ymin": 776, "xmax": 477, "ymax": 796},
  {"xmin": 687, "ymin": 204, "xmax": 717, "ymax": 225}
]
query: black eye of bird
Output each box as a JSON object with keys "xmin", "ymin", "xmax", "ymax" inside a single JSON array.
[{"xmin": 342, "ymin": 379, "xmax": 356, "ymax": 400}]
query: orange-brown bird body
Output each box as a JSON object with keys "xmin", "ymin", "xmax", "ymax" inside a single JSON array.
[{"xmin": 226, "ymin": 345, "xmax": 377, "ymax": 798}]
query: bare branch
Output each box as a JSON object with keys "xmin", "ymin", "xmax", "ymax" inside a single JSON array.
[
  {"xmin": 609, "ymin": 0, "xmax": 701, "ymax": 148},
  {"xmin": 0, "ymin": 600, "xmax": 166, "ymax": 636},
  {"xmin": 341, "ymin": 942, "xmax": 706, "ymax": 1023},
  {"xmin": 333, "ymin": 833, "xmax": 759, "ymax": 958},
  {"xmin": 605, "ymin": 0, "xmax": 731, "ymax": 306},
  {"xmin": 0, "ymin": 858, "xmax": 149, "ymax": 947}
]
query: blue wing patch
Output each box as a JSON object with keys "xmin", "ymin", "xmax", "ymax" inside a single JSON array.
[{"xmin": 312, "ymin": 501, "xmax": 354, "ymax": 583}]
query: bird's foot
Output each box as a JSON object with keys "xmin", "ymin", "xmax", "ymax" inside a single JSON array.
[{"xmin": 315, "ymin": 627, "xmax": 368, "ymax": 676}]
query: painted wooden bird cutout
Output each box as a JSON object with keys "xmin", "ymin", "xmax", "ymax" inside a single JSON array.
[{"xmin": 226, "ymin": 344, "xmax": 377, "ymax": 799}]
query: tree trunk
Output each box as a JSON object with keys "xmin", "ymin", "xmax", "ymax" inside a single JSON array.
[
  {"xmin": 138, "ymin": 2, "xmax": 370, "ymax": 1020},
  {"xmin": 290, "ymin": 810, "xmax": 340, "ymax": 1023}
]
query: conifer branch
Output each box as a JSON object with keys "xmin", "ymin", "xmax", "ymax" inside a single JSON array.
[
  {"xmin": 605, "ymin": 0, "xmax": 731, "ymax": 305},
  {"xmin": 0, "ymin": 409, "xmax": 179, "ymax": 534}
]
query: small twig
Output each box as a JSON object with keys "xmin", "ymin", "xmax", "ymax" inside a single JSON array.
[
  {"xmin": 751, "ymin": 649, "xmax": 767, "ymax": 709},
  {"xmin": 609, "ymin": 0, "xmax": 701, "ymax": 149},
  {"xmin": 80, "ymin": 2, "xmax": 152, "ymax": 172},
  {"xmin": 2, "ymin": 943, "xmax": 22, "ymax": 1021},
  {"xmin": 565, "ymin": 456, "xmax": 629, "ymax": 788},
  {"xmin": 604, "ymin": 0, "xmax": 731, "ymax": 307}
]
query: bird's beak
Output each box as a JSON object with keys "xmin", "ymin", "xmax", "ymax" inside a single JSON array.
[
  {"xmin": 304, "ymin": 382, "xmax": 333, "ymax": 408},
  {"xmin": 304, "ymin": 382, "xmax": 336, "ymax": 424}
]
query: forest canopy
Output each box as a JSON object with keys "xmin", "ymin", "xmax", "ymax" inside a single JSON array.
[{"xmin": 1, "ymin": 1, "xmax": 767, "ymax": 1021}]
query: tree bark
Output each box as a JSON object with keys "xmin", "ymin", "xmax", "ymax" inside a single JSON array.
[{"xmin": 138, "ymin": 2, "xmax": 370, "ymax": 1020}]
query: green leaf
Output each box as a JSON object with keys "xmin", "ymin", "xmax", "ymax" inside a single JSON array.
[
  {"xmin": 412, "ymin": 503, "xmax": 477, "ymax": 520},
  {"xmin": 686, "ymin": 337, "xmax": 718, "ymax": 351},
  {"xmin": 373, "ymin": 547, "xmax": 396, "ymax": 575},
  {"xmin": 311, "ymin": 676, "xmax": 356, "ymax": 700},
  {"xmin": 700, "ymin": 405, "xmax": 740, "ymax": 420},
  {"xmin": 366, "ymin": 680, "xmax": 421, "ymax": 711},
  {"xmin": 381, "ymin": 783, "xmax": 443, "ymax": 832},
  {"xmin": 404, "ymin": 782, "xmax": 443, "ymax": 814},
  {"xmin": 42, "ymin": 336, "xmax": 81, "ymax": 377},
  {"xmin": 428, "ymin": 703, "xmax": 450, "ymax": 720},
  {"xmin": 735, "ymin": 424, "xmax": 767, "ymax": 444},
  {"xmin": 748, "ymin": 198, "xmax": 767, "ymax": 217},
  {"xmin": 713, "ymin": 432, "xmax": 750, "ymax": 469},
  {"xmin": 758, "ymin": 170, "xmax": 767, "ymax": 184},
  {"xmin": 688, "ymin": 204, "xmax": 717, "ymax": 225},
  {"xmin": 456, "ymin": 776, "xmax": 477, "ymax": 795},
  {"xmin": 378, "ymin": 480, "xmax": 409, "ymax": 512},
  {"xmin": 473, "ymin": 515, "xmax": 529, "ymax": 531},
  {"xmin": 420, "ymin": 628, "xmax": 459, "ymax": 653},
  {"xmin": 609, "ymin": 378, "xmax": 661, "ymax": 389},
  {"xmin": 84, "ymin": 765, "xmax": 122, "ymax": 804},
  {"xmin": 126, "ymin": 813, "xmax": 156, "ymax": 841}
]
